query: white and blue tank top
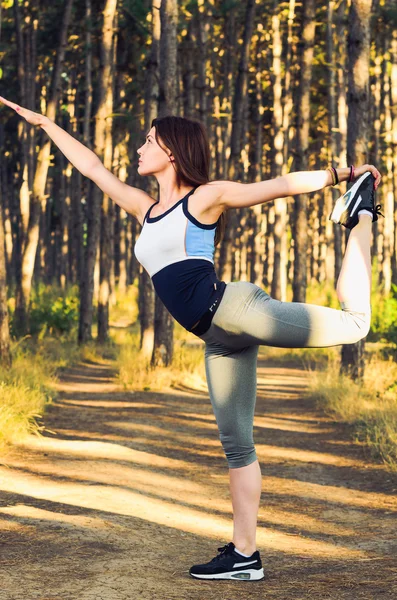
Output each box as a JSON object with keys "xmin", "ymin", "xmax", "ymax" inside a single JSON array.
[{"xmin": 134, "ymin": 187, "xmax": 226, "ymax": 331}]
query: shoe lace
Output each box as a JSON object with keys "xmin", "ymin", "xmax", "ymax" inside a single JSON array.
[
  {"xmin": 210, "ymin": 543, "xmax": 234, "ymax": 563},
  {"xmin": 374, "ymin": 204, "xmax": 384, "ymax": 218}
]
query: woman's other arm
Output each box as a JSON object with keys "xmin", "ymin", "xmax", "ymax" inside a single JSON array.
[{"xmin": 210, "ymin": 165, "xmax": 382, "ymax": 211}]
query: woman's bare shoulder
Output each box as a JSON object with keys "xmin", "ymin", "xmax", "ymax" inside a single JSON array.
[{"xmin": 190, "ymin": 181, "xmax": 232, "ymax": 223}]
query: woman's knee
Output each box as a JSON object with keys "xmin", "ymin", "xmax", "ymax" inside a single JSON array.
[
  {"xmin": 344, "ymin": 310, "xmax": 371, "ymax": 343},
  {"xmin": 221, "ymin": 437, "xmax": 257, "ymax": 469}
]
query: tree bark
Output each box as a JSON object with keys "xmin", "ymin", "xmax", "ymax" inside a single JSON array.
[
  {"xmin": 333, "ymin": 0, "xmax": 347, "ymax": 281},
  {"xmin": 138, "ymin": 0, "xmax": 160, "ymax": 360},
  {"xmin": 79, "ymin": 0, "xmax": 118, "ymax": 343},
  {"xmin": 391, "ymin": 29, "xmax": 397, "ymax": 285},
  {"xmin": 151, "ymin": 0, "xmax": 178, "ymax": 368},
  {"xmin": 98, "ymin": 7, "xmax": 118, "ymax": 343},
  {"xmin": 271, "ymin": 1, "xmax": 288, "ymax": 301},
  {"xmin": 292, "ymin": 0, "xmax": 315, "ymax": 303},
  {"xmin": 341, "ymin": 0, "xmax": 372, "ymax": 380},
  {"xmin": 219, "ymin": 0, "xmax": 256, "ymax": 282},
  {"xmin": 0, "ymin": 199, "xmax": 12, "ymax": 367}
]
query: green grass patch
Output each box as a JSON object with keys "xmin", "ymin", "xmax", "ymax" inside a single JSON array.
[
  {"xmin": 116, "ymin": 325, "xmax": 206, "ymax": 392},
  {"xmin": 0, "ymin": 335, "xmax": 117, "ymax": 454},
  {"xmin": 306, "ymin": 352, "xmax": 397, "ymax": 469}
]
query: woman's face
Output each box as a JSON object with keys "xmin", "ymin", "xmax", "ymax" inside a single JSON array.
[{"xmin": 137, "ymin": 126, "xmax": 174, "ymax": 176}]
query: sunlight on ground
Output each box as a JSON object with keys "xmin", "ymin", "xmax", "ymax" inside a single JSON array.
[
  {"xmin": 0, "ymin": 459, "xmax": 365, "ymax": 560},
  {"xmin": 61, "ymin": 400, "xmax": 161, "ymax": 409},
  {"xmin": 11, "ymin": 437, "xmax": 197, "ymax": 471},
  {"xmin": 107, "ymin": 418, "xmax": 218, "ymax": 434},
  {"xmin": 256, "ymin": 444, "xmax": 368, "ymax": 468},
  {"xmin": 254, "ymin": 415, "xmax": 333, "ymax": 434},
  {"xmin": 262, "ymin": 476, "xmax": 396, "ymax": 510},
  {"xmin": 0, "ymin": 504, "xmax": 114, "ymax": 530}
]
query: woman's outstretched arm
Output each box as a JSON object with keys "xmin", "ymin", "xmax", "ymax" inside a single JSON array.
[
  {"xmin": 0, "ymin": 96, "xmax": 152, "ymax": 223},
  {"xmin": 211, "ymin": 165, "xmax": 382, "ymax": 211},
  {"xmin": 0, "ymin": 95, "xmax": 100, "ymax": 176}
]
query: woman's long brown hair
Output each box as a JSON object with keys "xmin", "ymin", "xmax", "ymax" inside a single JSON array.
[{"xmin": 151, "ymin": 115, "xmax": 226, "ymax": 246}]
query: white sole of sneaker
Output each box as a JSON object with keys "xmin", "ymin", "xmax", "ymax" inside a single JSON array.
[
  {"xmin": 329, "ymin": 171, "xmax": 371, "ymax": 223},
  {"xmin": 189, "ymin": 567, "xmax": 265, "ymax": 581}
]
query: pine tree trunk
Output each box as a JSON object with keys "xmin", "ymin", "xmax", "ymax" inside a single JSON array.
[
  {"xmin": 0, "ymin": 200, "xmax": 12, "ymax": 368},
  {"xmin": 292, "ymin": 0, "xmax": 316, "ymax": 303},
  {"xmin": 98, "ymin": 10, "xmax": 117, "ymax": 343},
  {"xmin": 271, "ymin": 1, "xmax": 287, "ymax": 301},
  {"xmin": 138, "ymin": 0, "xmax": 160, "ymax": 360},
  {"xmin": 249, "ymin": 32, "xmax": 265, "ymax": 286},
  {"xmin": 334, "ymin": 0, "xmax": 347, "ymax": 280},
  {"xmin": 383, "ymin": 61, "xmax": 394, "ymax": 295},
  {"xmin": 391, "ymin": 30, "xmax": 397, "ymax": 285},
  {"xmin": 219, "ymin": 0, "xmax": 256, "ymax": 282},
  {"xmin": 326, "ymin": 1, "xmax": 340, "ymax": 285},
  {"xmin": 151, "ymin": 0, "xmax": 178, "ymax": 368},
  {"xmin": 341, "ymin": 0, "xmax": 372, "ymax": 380},
  {"xmin": 12, "ymin": 0, "xmax": 35, "ymax": 310},
  {"xmin": 79, "ymin": 0, "xmax": 118, "ymax": 343},
  {"xmin": 282, "ymin": 0, "xmax": 296, "ymax": 168}
]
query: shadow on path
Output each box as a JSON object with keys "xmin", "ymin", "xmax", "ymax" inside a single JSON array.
[{"xmin": 0, "ymin": 358, "xmax": 396, "ymax": 600}]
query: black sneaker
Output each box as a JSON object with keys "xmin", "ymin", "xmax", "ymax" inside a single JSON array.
[
  {"xmin": 329, "ymin": 171, "xmax": 383, "ymax": 229},
  {"xmin": 189, "ymin": 542, "xmax": 265, "ymax": 581}
]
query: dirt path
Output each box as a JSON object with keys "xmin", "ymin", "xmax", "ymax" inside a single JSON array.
[{"xmin": 1, "ymin": 355, "xmax": 396, "ymax": 600}]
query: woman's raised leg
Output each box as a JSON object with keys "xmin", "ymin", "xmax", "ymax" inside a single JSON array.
[
  {"xmin": 208, "ymin": 214, "xmax": 373, "ymax": 349},
  {"xmin": 336, "ymin": 214, "xmax": 372, "ymax": 312}
]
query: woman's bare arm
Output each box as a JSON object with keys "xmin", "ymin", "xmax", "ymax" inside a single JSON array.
[
  {"xmin": 0, "ymin": 96, "xmax": 153, "ymax": 224},
  {"xmin": 211, "ymin": 166, "xmax": 381, "ymax": 211}
]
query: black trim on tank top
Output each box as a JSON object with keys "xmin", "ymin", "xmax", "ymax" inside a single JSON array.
[
  {"xmin": 183, "ymin": 195, "xmax": 218, "ymax": 230},
  {"xmin": 146, "ymin": 188, "xmax": 197, "ymax": 223},
  {"xmin": 143, "ymin": 204, "xmax": 155, "ymax": 224}
]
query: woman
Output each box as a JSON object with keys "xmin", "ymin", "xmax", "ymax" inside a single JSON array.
[{"xmin": 0, "ymin": 99, "xmax": 382, "ymax": 582}]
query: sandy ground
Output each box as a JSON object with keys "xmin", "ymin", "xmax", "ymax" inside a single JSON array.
[{"xmin": 0, "ymin": 354, "xmax": 396, "ymax": 600}]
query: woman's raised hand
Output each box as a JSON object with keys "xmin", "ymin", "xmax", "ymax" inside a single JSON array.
[
  {"xmin": 354, "ymin": 164, "xmax": 382, "ymax": 190},
  {"xmin": 0, "ymin": 95, "xmax": 48, "ymax": 127}
]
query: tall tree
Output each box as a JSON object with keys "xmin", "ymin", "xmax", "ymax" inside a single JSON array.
[
  {"xmin": 0, "ymin": 199, "xmax": 12, "ymax": 368},
  {"xmin": 219, "ymin": 0, "xmax": 257, "ymax": 282},
  {"xmin": 326, "ymin": 0, "xmax": 341, "ymax": 285},
  {"xmin": 271, "ymin": 0, "xmax": 288, "ymax": 301},
  {"xmin": 97, "ymin": 6, "xmax": 118, "ymax": 343},
  {"xmin": 292, "ymin": 0, "xmax": 316, "ymax": 302},
  {"xmin": 391, "ymin": 28, "xmax": 397, "ymax": 285},
  {"xmin": 78, "ymin": 0, "xmax": 118, "ymax": 343},
  {"xmin": 341, "ymin": 0, "xmax": 372, "ymax": 379},
  {"xmin": 151, "ymin": 0, "xmax": 178, "ymax": 368},
  {"xmin": 139, "ymin": 0, "xmax": 161, "ymax": 359}
]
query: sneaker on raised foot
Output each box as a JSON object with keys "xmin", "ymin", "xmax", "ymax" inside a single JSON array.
[
  {"xmin": 329, "ymin": 171, "xmax": 383, "ymax": 230},
  {"xmin": 189, "ymin": 542, "xmax": 265, "ymax": 581}
]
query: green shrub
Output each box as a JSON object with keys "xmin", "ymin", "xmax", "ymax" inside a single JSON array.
[
  {"xmin": 0, "ymin": 346, "xmax": 57, "ymax": 452},
  {"xmin": 9, "ymin": 284, "xmax": 80, "ymax": 337},
  {"xmin": 369, "ymin": 283, "xmax": 397, "ymax": 346}
]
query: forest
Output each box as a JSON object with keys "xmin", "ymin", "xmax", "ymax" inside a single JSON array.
[
  {"xmin": 0, "ymin": 0, "xmax": 397, "ymax": 451},
  {"xmin": 0, "ymin": 0, "xmax": 396, "ymax": 361},
  {"xmin": 1, "ymin": 1, "xmax": 397, "ymax": 596}
]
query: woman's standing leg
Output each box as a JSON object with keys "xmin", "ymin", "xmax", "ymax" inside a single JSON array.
[
  {"xmin": 203, "ymin": 341, "xmax": 261, "ymax": 555},
  {"xmin": 229, "ymin": 460, "xmax": 262, "ymax": 555}
]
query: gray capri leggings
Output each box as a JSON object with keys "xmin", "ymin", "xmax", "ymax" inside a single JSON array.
[{"xmin": 197, "ymin": 281, "xmax": 371, "ymax": 469}]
